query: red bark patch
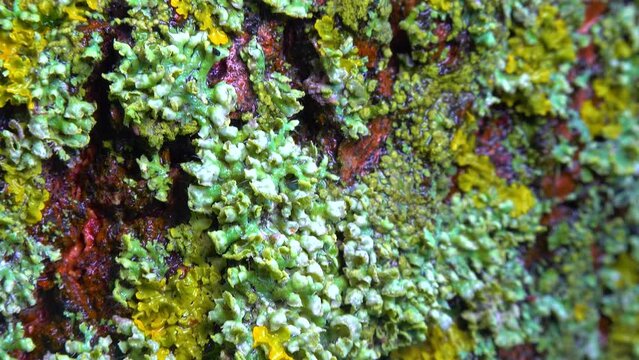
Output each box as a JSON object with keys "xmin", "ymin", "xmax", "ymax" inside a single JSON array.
[
  {"xmin": 540, "ymin": 205, "xmax": 572, "ymax": 227},
  {"xmin": 476, "ymin": 115, "xmax": 515, "ymax": 182},
  {"xmin": 356, "ymin": 39, "xmax": 379, "ymax": 69},
  {"xmin": 541, "ymin": 172, "xmax": 576, "ymax": 200},
  {"xmin": 339, "ymin": 117, "xmax": 392, "ymax": 184},
  {"xmin": 209, "ymin": 33, "xmax": 256, "ymax": 115},
  {"xmin": 258, "ymin": 20, "xmax": 287, "ymax": 74},
  {"xmin": 498, "ymin": 344, "xmax": 538, "ymax": 360},
  {"xmin": 377, "ymin": 65, "xmax": 395, "ymax": 98},
  {"xmin": 579, "ymin": 1, "xmax": 607, "ymax": 34}
]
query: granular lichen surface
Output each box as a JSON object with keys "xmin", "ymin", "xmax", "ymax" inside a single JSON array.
[{"xmin": 0, "ymin": 0, "xmax": 638, "ymax": 359}]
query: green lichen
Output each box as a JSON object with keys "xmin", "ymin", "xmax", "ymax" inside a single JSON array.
[
  {"xmin": 1, "ymin": 0, "xmax": 638, "ymax": 359},
  {"xmin": 113, "ymin": 316, "xmax": 162, "ymax": 360},
  {"xmin": 313, "ymin": 15, "xmax": 377, "ymax": 138},
  {"xmin": 104, "ymin": 22, "xmax": 228, "ymax": 148},
  {"xmin": 0, "ymin": 192, "xmax": 60, "ymax": 317},
  {"xmin": 0, "ymin": 17, "xmax": 103, "ymax": 166},
  {"xmin": 241, "ymin": 37, "xmax": 305, "ymax": 121},
  {"xmin": 44, "ymin": 321, "xmax": 112, "ymax": 360},
  {"xmin": 137, "ymin": 153, "xmax": 172, "ymax": 202},
  {"xmin": 113, "ymin": 233, "xmax": 169, "ymax": 306},
  {"xmin": 260, "ymin": 0, "xmax": 313, "ymax": 18},
  {"xmin": 0, "ymin": 322, "xmax": 35, "ymax": 359}
]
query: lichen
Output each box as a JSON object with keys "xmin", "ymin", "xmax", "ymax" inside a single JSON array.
[
  {"xmin": 1, "ymin": 0, "xmax": 638, "ymax": 359},
  {"xmin": 169, "ymin": 0, "xmax": 244, "ymax": 45},
  {"xmin": 137, "ymin": 153, "xmax": 172, "ymax": 202},
  {"xmin": 131, "ymin": 265, "xmax": 220, "ymax": 360},
  {"xmin": 313, "ymin": 15, "xmax": 377, "ymax": 138},
  {"xmin": 104, "ymin": 22, "xmax": 228, "ymax": 148},
  {"xmin": 113, "ymin": 233, "xmax": 169, "ymax": 306}
]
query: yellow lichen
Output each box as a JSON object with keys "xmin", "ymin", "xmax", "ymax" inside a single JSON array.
[
  {"xmin": 132, "ymin": 266, "xmax": 220, "ymax": 360},
  {"xmin": 506, "ymin": 4, "xmax": 575, "ymax": 83},
  {"xmin": 86, "ymin": 0, "xmax": 101, "ymax": 11},
  {"xmin": 169, "ymin": 0, "xmax": 229, "ymax": 45},
  {"xmin": 390, "ymin": 325, "xmax": 473, "ymax": 360},
  {"xmin": 501, "ymin": 4, "xmax": 576, "ymax": 116},
  {"xmin": 452, "ymin": 122, "xmax": 536, "ymax": 217},
  {"xmin": 1, "ymin": 162, "xmax": 49, "ymax": 224},
  {"xmin": 580, "ymin": 78, "xmax": 633, "ymax": 140},
  {"xmin": 606, "ymin": 255, "xmax": 639, "ymax": 355},
  {"xmin": 428, "ymin": 0, "xmax": 452, "ymax": 12},
  {"xmin": 252, "ymin": 326, "xmax": 293, "ymax": 360},
  {"xmin": 0, "ymin": 21, "xmax": 47, "ymax": 108},
  {"xmin": 194, "ymin": 4, "xmax": 229, "ymax": 45},
  {"xmin": 64, "ymin": 3, "xmax": 89, "ymax": 22},
  {"xmin": 498, "ymin": 183, "xmax": 536, "ymax": 218},
  {"xmin": 170, "ymin": 0, "xmax": 190, "ymax": 17},
  {"xmin": 573, "ymin": 303, "xmax": 588, "ymax": 322}
]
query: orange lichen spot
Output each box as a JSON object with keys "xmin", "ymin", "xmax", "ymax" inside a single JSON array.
[{"xmin": 252, "ymin": 326, "xmax": 293, "ymax": 360}]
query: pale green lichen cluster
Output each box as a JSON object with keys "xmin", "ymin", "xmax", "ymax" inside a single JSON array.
[
  {"xmin": 113, "ymin": 233, "xmax": 169, "ymax": 305},
  {"xmin": 312, "ymin": 13, "xmax": 382, "ymax": 138},
  {"xmin": 112, "ymin": 316, "xmax": 162, "ymax": 360},
  {"xmin": 0, "ymin": 0, "xmax": 638, "ymax": 359},
  {"xmin": 104, "ymin": 23, "xmax": 228, "ymax": 148},
  {"xmin": 137, "ymin": 154, "xmax": 172, "ymax": 202},
  {"xmin": 44, "ymin": 314, "xmax": 113, "ymax": 360},
  {"xmin": 0, "ymin": 322, "xmax": 35, "ymax": 358},
  {"xmin": 260, "ymin": 0, "xmax": 313, "ymax": 18},
  {"xmin": 241, "ymin": 38, "xmax": 304, "ymax": 121},
  {"xmin": 1, "ymin": 3, "xmax": 103, "ymax": 166}
]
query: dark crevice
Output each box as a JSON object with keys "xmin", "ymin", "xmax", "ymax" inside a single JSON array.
[{"xmin": 283, "ymin": 19, "xmax": 318, "ymax": 82}]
